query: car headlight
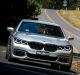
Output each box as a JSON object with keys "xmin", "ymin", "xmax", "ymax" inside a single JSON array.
[
  {"xmin": 14, "ymin": 37, "xmax": 28, "ymax": 45},
  {"xmin": 58, "ymin": 45, "xmax": 72, "ymax": 51},
  {"xmin": 64, "ymin": 45, "xmax": 72, "ymax": 51}
]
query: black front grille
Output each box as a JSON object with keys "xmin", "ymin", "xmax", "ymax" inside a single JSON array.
[
  {"xmin": 28, "ymin": 42, "xmax": 44, "ymax": 50},
  {"xmin": 44, "ymin": 44, "xmax": 57, "ymax": 52},
  {"xmin": 27, "ymin": 53, "xmax": 57, "ymax": 61},
  {"xmin": 28, "ymin": 42, "xmax": 57, "ymax": 52}
]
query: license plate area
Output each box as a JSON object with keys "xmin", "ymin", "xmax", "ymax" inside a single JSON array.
[{"xmin": 36, "ymin": 51, "xmax": 49, "ymax": 56}]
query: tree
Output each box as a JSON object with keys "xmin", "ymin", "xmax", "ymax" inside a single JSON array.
[
  {"xmin": 26, "ymin": 0, "xmax": 41, "ymax": 17},
  {"xmin": 76, "ymin": 0, "xmax": 80, "ymax": 7},
  {"xmin": 0, "ymin": 0, "xmax": 41, "ymax": 43},
  {"xmin": 36, "ymin": 0, "xmax": 53, "ymax": 8},
  {"xmin": 0, "ymin": 0, "xmax": 41, "ymax": 26}
]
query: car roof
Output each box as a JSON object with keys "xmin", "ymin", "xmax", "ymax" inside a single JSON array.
[{"xmin": 21, "ymin": 19, "xmax": 60, "ymax": 27}]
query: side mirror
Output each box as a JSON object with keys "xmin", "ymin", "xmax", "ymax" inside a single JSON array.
[
  {"xmin": 68, "ymin": 36, "xmax": 74, "ymax": 40},
  {"xmin": 7, "ymin": 27, "xmax": 14, "ymax": 32}
]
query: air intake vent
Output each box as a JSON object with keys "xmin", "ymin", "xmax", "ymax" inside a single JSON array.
[{"xmin": 28, "ymin": 42, "xmax": 57, "ymax": 52}]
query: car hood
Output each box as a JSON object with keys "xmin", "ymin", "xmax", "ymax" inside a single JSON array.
[{"xmin": 14, "ymin": 32, "xmax": 69, "ymax": 46}]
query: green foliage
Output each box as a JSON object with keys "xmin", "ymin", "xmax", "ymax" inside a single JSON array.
[
  {"xmin": 0, "ymin": 0, "xmax": 41, "ymax": 42},
  {"xmin": 35, "ymin": 0, "xmax": 63, "ymax": 9},
  {"xmin": 36, "ymin": 0, "xmax": 80, "ymax": 9},
  {"xmin": 77, "ymin": 0, "xmax": 80, "ymax": 7},
  {"xmin": 36, "ymin": 0, "xmax": 53, "ymax": 8},
  {"xmin": 26, "ymin": 0, "xmax": 41, "ymax": 16},
  {"xmin": 34, "ymin": 2, "xmax": 41, "ymax": 15},
  {"xmin": 0, "ymin": 0, "xmax": 41, "ymax": 26}
]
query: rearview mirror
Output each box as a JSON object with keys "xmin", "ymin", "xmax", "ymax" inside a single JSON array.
[
  {"xmin": 7, "ymin": 27, "xmax": 14, "ymax": 32},
  {"xmin": 68, "ymin": 36, "xmax": 74, "ymax": 40}
]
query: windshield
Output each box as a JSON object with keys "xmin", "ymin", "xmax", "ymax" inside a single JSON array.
[{"xmin": 18, "ymin": 22, "xmax": 64, "ymax": 38}]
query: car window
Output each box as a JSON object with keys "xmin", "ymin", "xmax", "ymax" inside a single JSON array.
[{"xmin": 18, "ymin": 22, "xmax": 64, "ymax": 38}]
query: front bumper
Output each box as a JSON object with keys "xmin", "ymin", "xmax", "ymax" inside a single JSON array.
[{"xmin": 11, "ymin": 42, "xmax": 73, "ymax": 66}]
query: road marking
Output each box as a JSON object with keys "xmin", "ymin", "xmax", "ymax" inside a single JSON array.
[
  {"xmin": 45, "ymin": 9, "xmax": 53, "ymax": 22},
  {"xmin": 44, "ymin": 9, "xmax": 79, "ymax": 53}
]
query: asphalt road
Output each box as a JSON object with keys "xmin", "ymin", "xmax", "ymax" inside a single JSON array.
[
  {"xmin": 0, "ymin": 9, "xmax": 79, "ymax": 75},
  {"xmin": 38, "ymin": 9, "xmax": 80, "ymax": 54}
]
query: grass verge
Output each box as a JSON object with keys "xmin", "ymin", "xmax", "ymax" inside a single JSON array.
[
  {"xmin": 59, "ymin": 10, "xmax": 80, "ymax": 29},
  {"xmin": 72, "ymin": 61, "xmax": 80, "ymax": 74}
]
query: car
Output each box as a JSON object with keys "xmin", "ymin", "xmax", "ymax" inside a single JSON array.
[{"xmin": 6, "ymin": 19, "xmax": 73, "ymax": 70}]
